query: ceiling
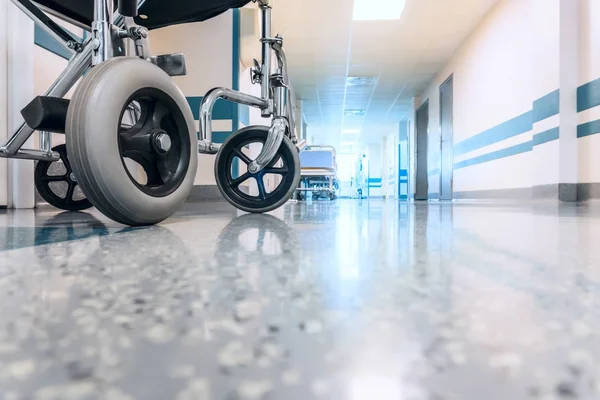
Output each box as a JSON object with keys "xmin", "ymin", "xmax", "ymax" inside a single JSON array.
[{"xmin": 271, "ymin": 0, "xmax": 500, "ymax": 149}]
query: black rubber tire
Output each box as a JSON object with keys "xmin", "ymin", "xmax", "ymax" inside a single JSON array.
[
  {"xmin": 214, "ymin": 126, "xmax": 300, "ymax": 213},
  {"xmin": 65, "ymin": 57, "xmax": 197, "ymax": 226},
  {"xmin": 34, "ymin": 144, "xmax": 93, "ymax": 211}
]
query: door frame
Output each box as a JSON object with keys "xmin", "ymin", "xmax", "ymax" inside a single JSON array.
[
  {"xmin": 439, "ymin": 74, "xmax": 454, "ymax": 200},
  {"xmin": 415, "ymin": 99, "xmax": 429, "ymax": 201}
]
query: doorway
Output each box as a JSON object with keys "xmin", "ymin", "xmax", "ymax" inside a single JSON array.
[
  {"xmin": 439, "ymin": 75, "xmax": 454, "ymax": 200},
  {"xmin": 415, "ymin": 101, "xmax": 429, "ymax": 201}
]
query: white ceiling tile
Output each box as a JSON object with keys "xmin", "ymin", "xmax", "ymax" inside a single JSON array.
[{"xmin": 272, "ymin": 0, "xmax": 500, "ymax": 145}]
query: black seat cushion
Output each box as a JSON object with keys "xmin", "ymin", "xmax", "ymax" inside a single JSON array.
[{"xmin": 34, "ymin": 0, "xmax": 252, "ymax": 30}]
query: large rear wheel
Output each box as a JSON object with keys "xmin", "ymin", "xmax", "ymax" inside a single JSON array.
[{"xmin": 65, "ymin": 57, "xmax": 197, "ymax": 226}]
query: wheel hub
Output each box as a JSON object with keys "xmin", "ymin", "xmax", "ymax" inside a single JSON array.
[
  {"xmin": 69, "ymin": 172, "xmax": 77, "ymax": 182},
  {"xmin": 153, "ymin": 131, "xmax": 172, "ymax": 154}
]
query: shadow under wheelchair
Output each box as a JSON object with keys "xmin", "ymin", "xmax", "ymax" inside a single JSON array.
[{"xmin": 0, "ymin": 211, "xmax": 137, "ymax": 252}]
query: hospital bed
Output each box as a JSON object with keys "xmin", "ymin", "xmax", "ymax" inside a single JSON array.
[{"xmin": 296, "ymin": 146, "xmax": 339, "ymax": 201}]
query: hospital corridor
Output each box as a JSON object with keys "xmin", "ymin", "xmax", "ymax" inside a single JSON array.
[{"xmin": 1, "ymin": 0, "xmax": 600, "ymax": 399}]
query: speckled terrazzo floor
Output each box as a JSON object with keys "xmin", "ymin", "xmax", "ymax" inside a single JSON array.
[{"xmin": 1, "ymin": 199, "xmax": 600, "ymax": 399}]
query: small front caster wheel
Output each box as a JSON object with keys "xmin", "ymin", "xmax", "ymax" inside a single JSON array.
[
  {"xmin": 215, "ymin": 126, "xmax": 300, "ymax": 213},
  {"xmin": 34, "ymin": 144, "xmax": 92, "ymax": 211},
  {"xmin": 66, "ymin": 57, "xmax": 197, "ymax": 226}
]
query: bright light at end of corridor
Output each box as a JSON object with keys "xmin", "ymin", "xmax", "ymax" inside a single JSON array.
[{"xmin": 353, "ymin": 0, "xmax": 406, "ymax": 21}]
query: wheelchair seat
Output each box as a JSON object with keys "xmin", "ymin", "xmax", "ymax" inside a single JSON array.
[{"xmin": 34, "ymin": 0, "xmax": 252, "ymax": 30}]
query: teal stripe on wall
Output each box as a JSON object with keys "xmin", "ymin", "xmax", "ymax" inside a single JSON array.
[
  {"xmin": 187, "ymin": 97, "xmax": 234, "ymax": 120},
  {"xmin": 532, "ymin": 127, "xmax": 559, "ymax": 146},
  {"xmin": 213, "ymin": 131, "xmax": 233, "ymax": 144},
  {"xmin": 533, "ymin": 90, "xmax": 560, "ymax": 123},
  {"xmin": 454, "ymin": 141, "xmax": 532, "ymax": 170},
  {"xmin": 34, "ymin": 25, "xmax": 73, "ymax": 60},
  {"xmin": 454, "ymin": 111, "xmax": 533, "ymax": 157},
  {"xmin": 429, "ymin": 168, "xmax": 440, "ymax": 176},
  {"xmin": 239, "ymin": 104, "xmax": 250, "ymax": 126},
  {"xmin": 577, "ymin": 78, "xmax": 600, "ymax": 112},
  {"xmin": 577, "ymin": 119, "xmax": 600, "ymax": 138}
]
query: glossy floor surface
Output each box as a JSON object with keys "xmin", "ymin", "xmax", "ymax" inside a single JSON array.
[{"xmin": 1, "ymin": 199, "xmax": 600, "ymax": 399}]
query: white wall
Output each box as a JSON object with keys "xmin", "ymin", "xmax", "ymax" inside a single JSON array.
[
  {"xmin": 415, "ymin": 0, "xmax": 600, "ymax": 197},
  {"xmin": 531, "ymin": 0, "xmax": 560, "ymax": 187},
  {"xmin": 578, "ymin": 0, "xmax": 600, "ymax": 183},
  {"xmin": 149, "ymin": 12, "xmax": 234, "ymax": 186},
  {"xmin": 0, "ymin": 0, "xmax": 8, "ymax": 206},
  {"xmin": 381, "ymin": 129, "xmax": 399, "ymax": 198},
  {"xmin": 417, "ymin": 0, "xmax": 535, "ymax": 194}
]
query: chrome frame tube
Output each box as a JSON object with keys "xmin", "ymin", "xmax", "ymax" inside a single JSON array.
[
  {"xmin": 92, "ymin": 0, "xmax": 114, "ymax": 65},
  {"xmin": 0, "ymin": 38, "xmax": 94, "ymax": 158},
  {"xmin": 0, "ymin": 0, "xmax": 147, "ymax": 162},
  {"xmin": 248, "ymin": 117, "xmax": 285, "ymax": 173},
  {"xmin": 9, "ymin": 0, "xmax": 76, "ymax": 57},
  {"xmin": 39, "ymin": 131, "xmax": 52, "ymax": 154},
  {"xmin": 273, "ymin": 43, "xmax": 297, "ymax": 139},
  {"xmin": 273, "ymin": 85, "xmax": 286, "ymax": 117},
  {"xmin": 260, "ymin": 6, "xmax": 272, "ymax": 107},
  {"xmin": 199, "ymin": 88, "xmax": 269, "ymax": 154}
]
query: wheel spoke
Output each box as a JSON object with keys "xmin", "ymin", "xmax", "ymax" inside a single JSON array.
[
  {"xmin": 65, "ymin": 182, "xmax": 76, "ymax": 203},
  {"xmin": 41, "ymin": 175, "xmax": 68, "ymax": 182},
  {"xmin": 255, "ymin": 176, "xmax": 267, "ymax": 200},
  {"xmin": 152, "ymin": 102, "xmax": 170, "ymax": 130},
  {"xmin": 120, "ymin": 100, "xmax": 157, "ymax": 153},
  {"xmin": 123, "ymin": 151, "xmax": 163, "ymax": 186},
  {"xmin": 57, "ymin": 149, "xmax": 72, "ymax": 172},
  {"xmin": 233, "ymin": 148, "xmax": 253, "ymax": 165},
  {"xmin": 263, "ymin": 166, "xmax": 289, "ymax": 175},
  {"xmin": 230, "ymin": 172, "xmax": 251, "ymax": 188}
]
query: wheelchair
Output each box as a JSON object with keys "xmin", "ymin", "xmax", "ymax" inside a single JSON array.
[{"xmin": 3, "ymin": 0, "xmax": 303, "ymax": 225}]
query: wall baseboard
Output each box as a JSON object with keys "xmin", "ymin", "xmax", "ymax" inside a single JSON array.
[
  {"xmin": 454, "ymin": 183, "xmax": 600, "ymax": 201},
  {"xmin": 577, "ymin": 183, "xmax": 600, "ymax": 201},
  {"xmin": 532, "ymin": 183, "xmax": 577, "ymax": 201},
  {"xmin": 454, "ymin": 187, "xmax": 532, "ymax": 199}
]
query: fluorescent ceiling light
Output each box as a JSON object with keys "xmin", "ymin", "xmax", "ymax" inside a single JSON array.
[
  {"xmin": 342, "ymin": 129, "xmax": 360, "ymax": 134},
  {"xmin": 353, "ymin": 0, "xmax": 406, "ymax": 21},
  {"xmin": 344, "ymin": 109, "xmax": 366, "ymax": 117}
]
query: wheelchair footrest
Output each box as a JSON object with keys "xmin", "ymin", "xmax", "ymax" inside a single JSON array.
[
  {"xmin": 21, "ymin": 96, "xmax": 69, "ymax": 133},
  {"xmin": 150, "ymin": 53, "xmax": 187, "ymax": 77}
]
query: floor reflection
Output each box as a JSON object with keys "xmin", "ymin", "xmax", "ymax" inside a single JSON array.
[{"xmin": 0, "ymin": 200, "xmax": 600, "ymax": 399}]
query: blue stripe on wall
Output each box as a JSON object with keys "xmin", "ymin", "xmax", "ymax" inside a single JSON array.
[
  {"xmin": 453, "ymin": 111, "xmax": 533, "ymax": 157},
  {"xmin": 187, "ymin": 97, "xmax": 234, "ymax": 120},
  {"xmin": 451, "ymin": 91, "xmax": 561, "ymax": 170},
  {"xmin": 577, "ymin": 119, "xmax": 600, "ymax": 138},
  {"xmin": 213, "ymin": 131, "xmax": 234, "ymax": 144},
  {"xmin": 533, "ymin": 90, "xmax": 560, "ymax": 123},
  {"xmin": 34, "ymin": 25, "xmax": 74, "ymax": 61},
  {"xmin": 532, "ymin": 127, "xmax": 559, "ymax": 146},
  {"xmin": 239, "ymin": 104, "xmax": 250, "ymax": 126},
  {"xmin": 454, "ymin": 141, "xmax": 532, "ymax": 170},
  {"xmin": 577, "ymin": 78, "xmax": 600, "ymax": 112},
  {"xmin": 429, "ymin": 168, "xmax": 440, "ymax": 176}
]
